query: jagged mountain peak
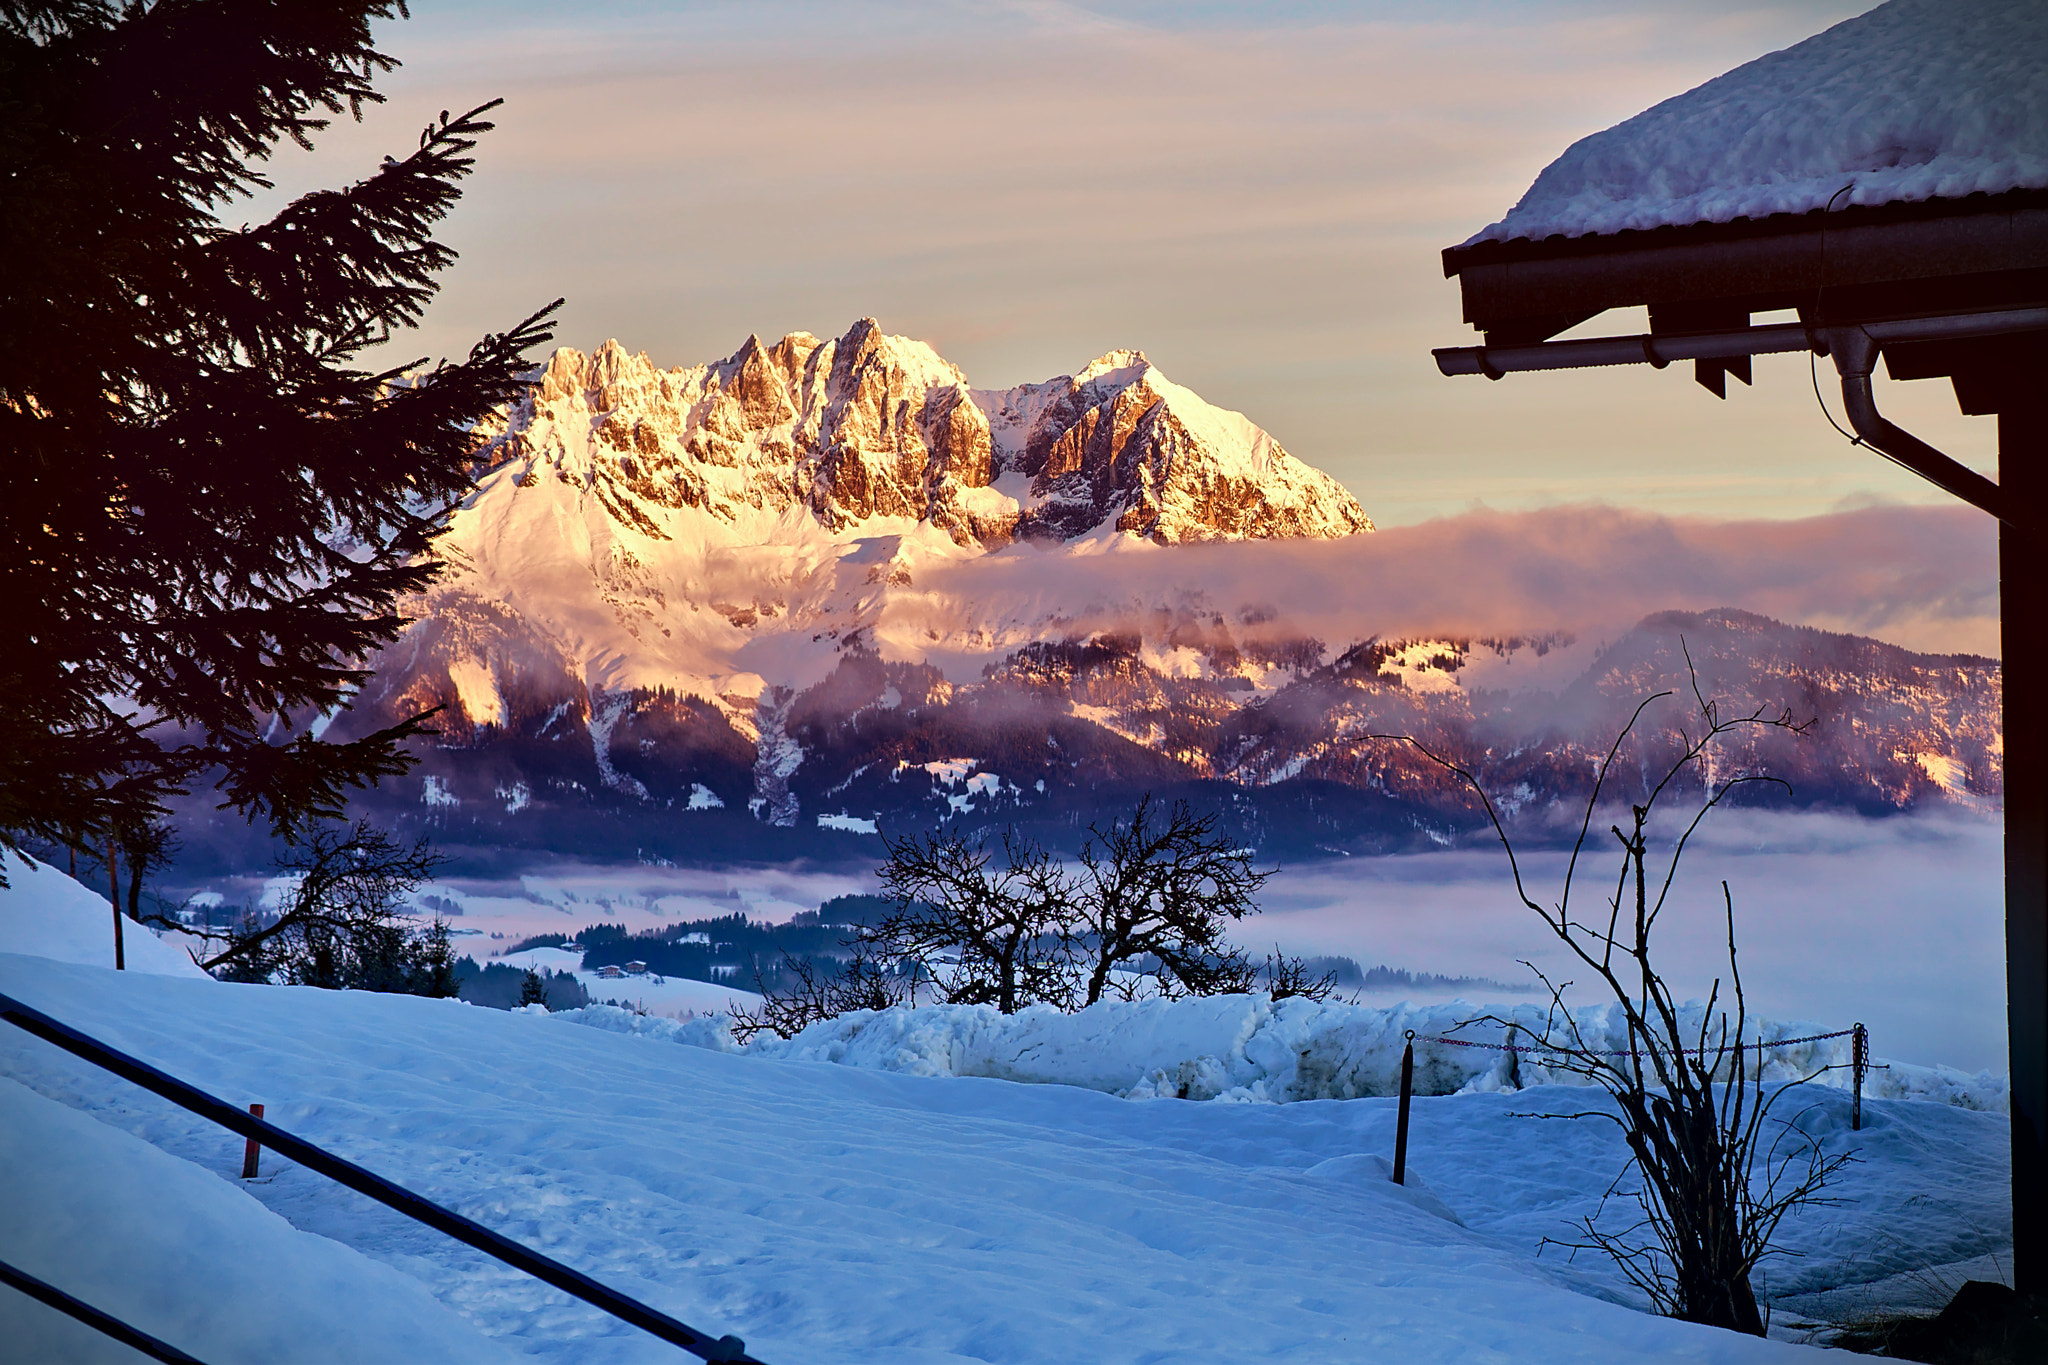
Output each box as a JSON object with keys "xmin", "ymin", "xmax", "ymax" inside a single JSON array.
[
  {"xmin": 1074, "ymin": 348, "xmax": 1151, "ymax": 385},
  {"xmin": 490, "ymin": 317, "xmax": 1369, "ymax": 551},
  {"xmin": 403, "ymin": 319, "xmax": 1376, "ymax": 751}
]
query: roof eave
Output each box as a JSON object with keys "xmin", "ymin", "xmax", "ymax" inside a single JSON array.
[{"xmin": 1442, "ymin": 188, "xmax": 2048, "ymax": 341}]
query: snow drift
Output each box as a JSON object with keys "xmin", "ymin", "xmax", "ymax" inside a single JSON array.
[
  {"xmin": 560, "ymin": 993, "xmax": 2008, "ymax": 1112},
  {"xmin": 0, "ymin": 1074, "xmax": 516, "ymax": 1364},
  {"xmin": 0, "ymin": 855, "xmax": 211, "ymax": 979}
]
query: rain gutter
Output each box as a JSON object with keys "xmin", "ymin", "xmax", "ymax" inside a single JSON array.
[{"xmin": 1432, "ymin": 306, "xmax": 2046, "ymax": 527}]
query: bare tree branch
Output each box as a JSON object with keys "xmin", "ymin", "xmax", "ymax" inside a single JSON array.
[{"xmin": 1377, "ymin": 640, "xmax": 1842, "ymax": 1336}]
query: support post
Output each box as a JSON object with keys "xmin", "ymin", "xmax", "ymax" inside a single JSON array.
[
  {"xmin": 1851, "ymin": 1023, "xmax": 1867, "ymax": 1132},
  {"xmin": 104, "ymin": 835, "xmax": 123, "ymax": 972},
  {"xmin": 241, "ymin": 1103, "xmax": 265, "ymax": 1179},
  {"xmin": 1393, "ymin": 1031, "xmax": 1415, "ymax": 1186},
  {"xmin": 2004, "ymin": 401, "xmax": 2048, "ymax": 1297}
]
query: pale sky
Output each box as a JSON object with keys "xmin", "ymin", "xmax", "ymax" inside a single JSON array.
[{"xmin": 252, "ymin": 0, "xmax": 2001, "ymax": 530}]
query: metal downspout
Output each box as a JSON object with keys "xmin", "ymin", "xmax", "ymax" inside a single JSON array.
[{"xmin": 1825, "ymin": 327, "xmax": 2021, "ymax": 528}]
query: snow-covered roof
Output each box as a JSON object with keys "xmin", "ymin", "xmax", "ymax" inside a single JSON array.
[{"xmin": 1466, "ymin": 0, "xmax": 2048, "ymax": 247}]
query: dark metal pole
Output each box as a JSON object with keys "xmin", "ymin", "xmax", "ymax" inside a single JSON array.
[
  {"xmin": 1851, "ymin": 1023, "xmax": 1867, "ymax": 1133},
  {"xmin": 1392, "ymin": 1031, "xmax": 1415, "ymax": 1186},
  {"xmin": 2004, "ymin": 402, "xmax": 2048, "ymax": 1297},
  {"xmin": 0, "ymin": 1256, "xmax": 205, "ymax": 1364},
  {"xmin": 105, "ymin": 835, "xmax": 124, "ymax": 971},
  {"xmin": 0, "ymin": 992, "xmax": 763, "ymax": 1363}
]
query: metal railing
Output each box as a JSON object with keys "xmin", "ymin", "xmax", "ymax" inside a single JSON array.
[
  {"xmin": 0, "ymin": 990, "xmax": 764, "ymax": 1363},
  {"xmin": 0, "ymin": 1254, "xmax": 205, "ymax": 1363}
]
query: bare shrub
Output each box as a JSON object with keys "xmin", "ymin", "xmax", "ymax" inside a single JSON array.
[
  {"xmin": 735, "ymin": 942, "xmax": 914, "ymax": 1042},
  {"xmin": 748, "ymin": 795, "xmax": 1296, "ymax": 1030},
  {"xmin": 1260, "ymin": 948, "xmax": 1339, "ymax": 1002},
  {"xmin": 1376, "ymin": 649, "xmax": 1848, "ymax": 1336},
  {"xmin": 1067, "ymin": 796, "xmax": 1270, "ymax": 1005},
  {"xmin": 871, "ymin": 828, "xmax": 1073, "ymax": 1013},
  {"xmin": 187, "ymin": 821, "xmax": 452, "ymax": 994}
]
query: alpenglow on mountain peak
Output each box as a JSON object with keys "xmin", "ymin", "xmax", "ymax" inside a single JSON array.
[{"xmin": 474, "ymin": 317, "xmax": 1374, "ymax": 548}]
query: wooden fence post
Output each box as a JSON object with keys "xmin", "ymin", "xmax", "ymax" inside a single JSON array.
[
  {"xmin": 1393, "ymin": 1031, "xmax": 1415, "ymax": 1186},
  {"xmin": 241, "ymin": 1103, "xmax": 264, "ymax": 1179},
  {"xmin": 1851, "ymin": 1023, "xmax": 1868, "ymax": 1132}
]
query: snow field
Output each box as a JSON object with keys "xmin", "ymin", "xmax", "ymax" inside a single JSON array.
[
  {"xmin": 0, "ymin": 864, "xmax": 2013, "ymax": 1360},
  {"xmin": 0, "ymin": 854, "xmax": 210, "ymax": 979},
  {"xmin": 488, "ymin": 943, "xmax": 765, "ymax": 1019},
  {"xmin": 0, "ymin": 951, "xmax": 2011, "ymax": 1363},
  {"xmin": 0, "ymin": 1073, "xmax": 518, "ymax": 1364}
]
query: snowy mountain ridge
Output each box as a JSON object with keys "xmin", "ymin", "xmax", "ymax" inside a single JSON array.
[
  {"xmin": 480, "ymin": 320, "xmax": 1370, "ymax": 548},
  {"xmin": 396, "ymin": 319, "xmax": 1371, "ymax": 729},
  {"xmin": 320, "ymin": 326, "xmax": 2002, "ymax": 863},
  {"xmin": 333, "ymin": 604, "xmax": 2002, "ymax": 864}
]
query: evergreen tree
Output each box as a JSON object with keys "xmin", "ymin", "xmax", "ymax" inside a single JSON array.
[
  {"xmin": 0, "ymin": 1, "xmax": 559, "ymax": 865},
  {"xmin": 517, "ymin": 968, "xmax": 548, "ymax": 1009},
  {"xmin": 415, "ymin": 917, "xmax": 458, "ymax": 998}
]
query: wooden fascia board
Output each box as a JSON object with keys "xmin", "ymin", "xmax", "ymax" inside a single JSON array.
[{"xmin": 1447, "ymin": 204, "xmax": 2048, "ymax": 335}]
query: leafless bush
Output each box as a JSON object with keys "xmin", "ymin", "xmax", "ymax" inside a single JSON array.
[
  {"xmin": 1066, "ymin": 795, "xmax": 1270, "ymax": 1005},
  {"xmin": 867, "ymin": 795, "xmax": 1273, "ymax": 1012},
  {"xmin": 734, "ymin": 942, "xmax": 915, "ymax": 1042},
  {"xmin": 179, "ymin": 821, "xmax": 451, "ymax": 994},
  {"xmin": 748, "ymin": 795, "xmax": 1299, "ymax": 1030},
  {"xmin": 1376, "ymin": 647, "xmax": 1848, "ymax": 1336},
  {"xmin": 871, "ymin": 827, "xmax": 1073, "ymax": 1013},
  {"xmin": 1260, "ymin": 947, "xmax": 1339, "ymax": 1002}
]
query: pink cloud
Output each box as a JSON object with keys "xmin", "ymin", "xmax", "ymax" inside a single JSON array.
[{"xmin": 918, "ymin": 503, "xmax": 2000, "ymax": 658}]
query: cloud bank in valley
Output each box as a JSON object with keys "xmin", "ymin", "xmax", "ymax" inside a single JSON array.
[{"xmin": 905, "ymin": 502, "xmax": 2000, "ymax": 662}]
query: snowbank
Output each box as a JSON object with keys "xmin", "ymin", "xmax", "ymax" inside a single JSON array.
[
  {"xmin": 0, "ymin": 854, "xmax": 211, "ymax": 979},
  {"xmin": 0, "ymin": 954, "xmax": 2010, "ymax": 1359},
  {"xmin": 1470, "ymin": 0, "xmax": 2048, "ymax": 243},
  {"xmin": 0, "ymin": 1074, "xmax": 515, "ymax": 1363},
  {"xmin": 577, "ymin": 993, "xmax": 2007, "ymax": 1111},
  {"xmin": 546, "ymin": 1001, "xmax": 739, "ymax": 1051}
]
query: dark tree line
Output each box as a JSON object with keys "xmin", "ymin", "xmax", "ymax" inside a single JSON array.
[{"xmin": 449, "ymin": 962, "xmax": 588, "ymax": 1012}]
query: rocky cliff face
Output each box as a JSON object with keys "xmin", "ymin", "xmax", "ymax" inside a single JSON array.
[
  {"xmin": 473, "ymin": 319, "xmax": 1372, "ymax": 551},
  {"xmin": 345, "ymin": 320, "xmax": 1376, "ymax": 778}
]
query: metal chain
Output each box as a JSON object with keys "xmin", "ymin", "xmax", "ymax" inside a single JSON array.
[{"xmin": 1416, "ymin": 1026, "xmax": 1859, "ymax": 1058}]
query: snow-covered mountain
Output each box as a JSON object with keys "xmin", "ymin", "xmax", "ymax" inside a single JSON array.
[
  {"xmin": 368, "ymin": 319, "xmax": 1368, "ymax": 724},
  {"xmin": 318, "ymin": 323, "xmax": 1998, "ymax": 863},
  {"xmin": 335, "ymin": 597, "xmax": 1998, "ymax": 864},
  {"xmin": 498, "ymin": 319, "xmax": 1371, "ymax": 548}
]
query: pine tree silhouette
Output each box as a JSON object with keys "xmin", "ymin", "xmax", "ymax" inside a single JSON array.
[
  {"xmin": 518, "ymin": 969, "xmax": 549, "ymax": 1009},
  {"xmin": 0, "ymin": 2, "xmax": 560, "ymax": 865}
]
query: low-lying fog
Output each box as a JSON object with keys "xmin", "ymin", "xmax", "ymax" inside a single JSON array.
[
  {"xmin": 423, "ymin": 808, "xmax": 2005, "ymax": 1074},
  {"xmin": 1252, "ymin": 809, "xmax": 2006, "ymax": 1074}
]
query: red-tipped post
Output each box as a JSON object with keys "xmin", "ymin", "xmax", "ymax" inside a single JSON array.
[
  {"xmin": 1393, "ymin": 1032, "xmax": 1415, "ymax": 1186},
  {"xmin": 241, "ymin": 1103, "xmax": 264, "ymax": 1179}
]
